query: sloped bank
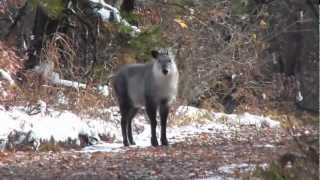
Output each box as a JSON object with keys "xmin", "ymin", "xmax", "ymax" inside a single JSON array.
[{"xmin": 0, "ymin": 105, "xmax": 280, "ymax": 152}]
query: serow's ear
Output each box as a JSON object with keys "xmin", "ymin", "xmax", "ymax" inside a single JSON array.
[{"xmin": 151, "ymin": 50, "xmax": 159, "ymax": 59}]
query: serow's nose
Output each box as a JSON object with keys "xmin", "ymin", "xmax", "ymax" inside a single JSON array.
[{"xmin": 162, "ymin": 69, "xmax": 169, "ymax": 75}]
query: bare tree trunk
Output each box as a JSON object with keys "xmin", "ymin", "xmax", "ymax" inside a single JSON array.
[{"xmin": 121, "ymin": 0, "xmax": 135, "ymax": 12}]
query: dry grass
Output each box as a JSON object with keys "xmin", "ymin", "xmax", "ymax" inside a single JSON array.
[{"xmin": 9, "ymin": 33, "xmax": 113, "ymax": 117}]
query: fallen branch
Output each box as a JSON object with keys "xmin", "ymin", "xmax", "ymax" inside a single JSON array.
[
  {"xmin": 33, "ymin": 62, "xmax": 109, "ymax": 96},
  {"xmin": 49, "ymin": 72, "xmax": 87, "ymax": 89},
  {"xmin": 88, "ymin": 0, "xmax": 140, "ymax": 36},
  {"xmin": 0, "ymin": 69, "xmax": 15, "ymax": 86}
]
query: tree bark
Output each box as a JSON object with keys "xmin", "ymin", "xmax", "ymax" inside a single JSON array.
[{"xmin": 121, "ymin": 0, "xmax": 135, "ymax": 12}]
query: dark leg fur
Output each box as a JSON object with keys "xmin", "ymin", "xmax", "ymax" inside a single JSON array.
[
  {"xmin": 127, "ymin": 108, "xmax": 138, "ymax": 145},
  {"xmin": 145, "ymin": 99, "xmax": 158, "ymax": 146},
  {"xmin": 114, "ymin": 76, "xmax": 132, "ymax": 146},
  {"xmin": 119, "ymin": 103, "xmax": 130, "ymax": 146},
  {"xmin": 160, "ymin": 101, "xmax": 169, "ymax": 146}
]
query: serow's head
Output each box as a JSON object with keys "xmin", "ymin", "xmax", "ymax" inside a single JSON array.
[{"xmin": 152, "ymin": 50, "xmax": 176, "ymax": 76}]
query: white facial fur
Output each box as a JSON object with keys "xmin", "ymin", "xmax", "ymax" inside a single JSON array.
[{"xmin": 152, "ymin": 53, "xmax": 179, "ymax": 103}]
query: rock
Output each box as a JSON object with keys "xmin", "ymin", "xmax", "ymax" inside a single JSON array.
[
  {"xmin": 0, "ymin": 138, "xmax": 6, "ymax": 151},
  {"xmin": 78, "ymin": 133, "xmax": 99, "ymax": 147},
  {"xmin": 223, "ymin": 94, "xmax": 238, "ymax": 114},
  {"xmin": 5, "ymin": 130, "xmax": 39, "ymax": 151}
]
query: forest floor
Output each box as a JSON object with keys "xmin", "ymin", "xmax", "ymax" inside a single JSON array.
[
  {"xmin": 0, "ymin": 1, "xmax": 318, "ymax": 179},
  {"xmin": 0, "ymin": 124, "xmax": 316, "ymax": 180}
]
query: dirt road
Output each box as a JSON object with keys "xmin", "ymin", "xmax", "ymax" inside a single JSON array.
[{"xmin": 1, "ymin": 126, "xmax": 309, "ymax": 180}]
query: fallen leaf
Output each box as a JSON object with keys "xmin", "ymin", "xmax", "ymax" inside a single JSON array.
[
  {"xmin": 259, "ymin": 19, "xmax": 268, "ymax": 29},
  {"xmin": 174, "ymin": 19, "xmax": 188, "ymax": 29}
]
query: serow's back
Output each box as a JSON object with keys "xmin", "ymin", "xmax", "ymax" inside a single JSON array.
[{"xmin": 113, "ymin": 63, "xmax": 152, "ymax": 108}]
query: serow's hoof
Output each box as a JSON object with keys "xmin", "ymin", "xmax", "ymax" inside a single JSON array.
[
  {"xmin": 151, "ymin": 138, "xmax": 159, "ymax": 147},
  {"xmin": 161, "ymin": 138, "xmax": 168, "ymax": 146},
  {"xmin": 129, "ymin": 141, "xmax": 136, "ymax": 145},
  {"xmin": 123, "ymin": 141, "xmax": 129, "ymax": 147}
]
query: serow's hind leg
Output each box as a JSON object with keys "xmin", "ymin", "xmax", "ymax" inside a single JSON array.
[
  {"xmin": 114, "ymin": 76, "xmax": 131, "ymax": 147},
  {"xmin": 120, "ymin": 113, "xmax": 129, "ymax": 146},
  {"xmin": 127, "ymin": 108, "xmax": 138, "ymax": 145},
  {"xmin": 119, "ymin": 103, "xmax": 132, "ymax": 147},
  {"xmin": 160, "ymin": 101, "xmax": 169, "ymax": 146}
]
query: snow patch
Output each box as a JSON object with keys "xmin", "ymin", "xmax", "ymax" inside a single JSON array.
[
  {"xmin": 0, "ymin": 105, "xmax": 281, "ymax": 152},
  {"xmin": 82, "ymin": 142, "xmax": 124, "ymax": 153},
  {"xmin": 254, "ymin": 144, "xmax": 275, "ymax": 148},
  {"xmin": 218, "ymin": 163, "xmax": 268, "ymax": 174},
  {"xmin": 176, "ymin": 106, "xmax": 212, "ymax": 119},
  {"xmin": 196, "ymin": 175, "xmax": 235, "ymax": 180},
  {"xmin": 0, "ymin": 106, "xmax": 116, "ymax": 143},
  {"xmin": 96, "ymin": 85, "xmax": 110, "ymax": 97},
  {"xmin": 213, "ymin": 112, "xmax": 280, "ymax": 128},
  {"xmin": 174, "ymin": 106, "xmax": 213, "ymax": 125}
]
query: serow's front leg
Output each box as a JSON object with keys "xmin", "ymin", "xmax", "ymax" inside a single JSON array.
[
  {"xmin": 160, "ymin": 101, "xmax": 169, "ymax": 146},
  {"xmin": 146, "ymin": 100, "xmax": 159, "ymax": 147}
]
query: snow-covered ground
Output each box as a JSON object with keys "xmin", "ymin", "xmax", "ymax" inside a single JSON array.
[
  {"xmin": 218, "ymin": 163, "xmax": 268, "ymax": 174},
  {"xmin": 0, "ymin": 105, "xmax": 280, "ymax": 152}
]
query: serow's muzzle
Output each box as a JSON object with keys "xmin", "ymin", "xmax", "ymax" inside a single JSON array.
[{"xmin": 162, "ymin": 69, "xmax": 169, "ymax": 75}]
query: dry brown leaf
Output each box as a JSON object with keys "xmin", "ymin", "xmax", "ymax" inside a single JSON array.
[{"xmin": 174, "ymin": 18, "xmax": 188, "ymax": 29}]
